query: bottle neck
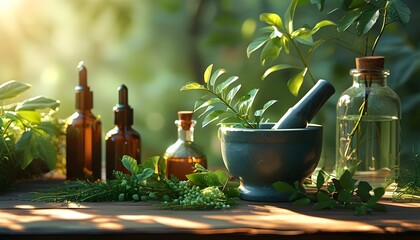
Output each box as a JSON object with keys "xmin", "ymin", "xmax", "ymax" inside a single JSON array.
[
  {"xmin": 178, "ymin": 127, "xmax": 194, "ymax": 142},
  {"xmin": 351, "ymin": 69, "xmax": 389, "ymax": 87},
  {"xmin": 175, "ymin": 119, "xmax": 196, "ymax": 142}
]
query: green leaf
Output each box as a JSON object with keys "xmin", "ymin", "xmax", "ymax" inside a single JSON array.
[
  {"xmin": 337, "ymin": 189, "xmax": 352, "ymax": 203},
  {"xmin": 357, "ymin": 181, "xmax": 373, "ymax": 202},
  {"xmin": 293, "ymin": 197, "xmax": 311, "ymax": 206},
  {"xmin": 337, "ymin": 10, "xmax": 363, "ymax": 32},
  {"xmin": 291, "ymin": 27, "xmax": 314, "ymax": 45},
  {"xmin": 180, "ymin": 82, "xmax": 206, "ymax": 91},
  {"xmin": 367, "ymin": 187, "xmax": 385, "ymax": 206},
  {"xmin": 339, "ymin": 170, "xmax": 355, "ymax": 190},
  {"xmin": 316, "ymin": 170, "xmax": 329, "ymax": 190},
  {"xmin": 316, "ymin": 190, "xmax": 331, "ymax": 202},
  {"xmin": 215, "ymin": 76, "xmax": 239, "ymax": 94},
  {"xmin": 186, "ymin": 172, "xmax": 220, "ymax": 187},
  {"xmin": 356, "ymin": 7, "xmax": 380, "ymax": 36},
  {"xmin": 136, "ymin": 168, "xmax": 155, "ymax": 181},
  {"xmin": 311, "ymin": 20, "xmax": 336, "ymax": 34},
  {"xmin": 289, "ymin": 191, "xmax": 307, "ymax": 202},
  {"xmin": 36, "ymin": 122, "xmax": 60, "ymax": 136},
  {"xmin": 348, "ymin": 0, "xmax": 368, "ymax": 10},
  {"xmin": 273, "ymin": 181, "xmax": 296, "ymax": 194},
  {"xmin": 202, "ymin": 110, "xmax": 225, "ymax": 128},
  {"xmin": 314, "ymin": 198, "xmax": 335, "ymax": 210},
  {"xmin": 238, "ymin": 89, "xmax": 258, "ymax": 115},
  {"xmin": 0, "ymin": 80, "xmax": 31, "ymax": 100},
  {"xmin": 223, "ymin": 187, "xmax": 240, "ymax": 198},
  {"xmin": 15, "ymin": 96, "xmax": 60, "ymax": 111},
  {"xmin": 247, "ymin": 35, "xmax": 270, "ymax": 58},
  {"xmin": 254, "ymin": 100, "xmax": 277, "ymax": 117},
  {"xmin": 15, "ymin": 131, "xmax": 36, "ymax": 169},
  {"xmin": 214, "ymin": 170, "xmax": 229, "ymax": 185},
  {"xmin": 204, "ymin": 64, "xmax": 213, "ymax": 84},
  {"xmin": 259, "ymin": 13, "xmax": 284, "ymax": 30},
  {"xmin": 16, "ymin": 110, "xmax": 41, "ymax": 125},
  {"xmin": 284, "ymin": 0, "xmax": 299, "ymax": 34},
  {"xmin": 332, "ymin": 178, "xmax": 343, "ymax": 191},
  {"xmin": 287, "ymin": 68, "xmax": 307, "ymax": 96},
  {"xmin": 195, "ymin": 98, "xmax": 222, "ymax": 112},
  {"xmin": 310, "ymin": 0, "xmax": 325, "ymax": 11},
  {"xmin": 37, "ymin": 136, "xmax": 57, "ymax": 170},
  {"xmin": 262, "ymin": 64, "xmax": 301, "ymax": 80},
  {"xmin": 140, "ymin": 156, "xmax": 159, "ymax": 173},
  {"xmin": 122, "ymin": 155, "xmax": 140, "ymax": 175},
  {"xmin": 387, "ymin": 0, "xmax": 411, "ymax": 25},
  {"xmin": 198, "ymin": 105, "xmax": 216, "ymax": 119},
  {"xmin": 226, "ymin": 84, "xmax": 241, "ymax": 104},
  {"xmin": 260, "ymin": 39, "xmax": 282, "ymax": 65},
  {"xmin": 209, "ymin": 68, "xmax": 226, "ymax": 87}
]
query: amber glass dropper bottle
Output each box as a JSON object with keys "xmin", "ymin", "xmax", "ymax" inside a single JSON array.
[
  {"xmin": 164, "ymin": 111, "xmax": 207, "ymax": 180},
  {"xmin": 105, "ymin": 84, "xmax": 141, "ymax": 179},
  {"xmin": 66, "ymin": 62, "xmax": 102, "ymax": 180}
]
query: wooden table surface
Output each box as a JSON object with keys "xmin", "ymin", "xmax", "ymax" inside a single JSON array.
[{"xmin": 0, "ymin": 179, "xmax": 419, "ymax": 240}]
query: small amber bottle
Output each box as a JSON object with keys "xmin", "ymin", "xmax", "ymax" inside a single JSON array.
[
  {"xmin": 66, "ymin": 62, "xmax": 102, "ymax": 180},
  {"xmin": 105, "ymin": 85, "xmax": 141, "ymax": 179},
  {"xmin": 163, "ymin": 111, "xmax": 207, "ymax": 180}
]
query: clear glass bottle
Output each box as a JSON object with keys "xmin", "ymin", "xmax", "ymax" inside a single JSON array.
[
  {"xmin": 66, "ymin": 62, "xmax": 102, "ymax": 181},
  {"xmin": 105, "ymin": 84, "xmax": 141, "ymax": 179},
  {"xmin": 163, "ymin": 111, "xmax": 207, "ymax": 180},
  {"xmin": 336, "ymin": 56, "xmax": 400, "ymax": 189}
]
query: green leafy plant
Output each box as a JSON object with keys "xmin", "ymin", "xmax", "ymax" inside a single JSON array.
[
  {"xmin": 33, "ymin": 155, "xmax": 240, "ymax": 210},
  {"xmin": 317, "ymin": 0, "xmax": 411, "ymax": 56},
  {"xmin": 247, "ymin": 0, "xmax": 335, "ymax": 95},
  {"xmin": 181, "ymin": 64, "xmax": 277, "ymax": 129},
  {"xmin": 393, "ymin": 153, "xmax": 420, "ymax": 202},
  {"xmin": 274, "ymin": 169, "xmax": 386, "ymax": 215},
  {"xmin": 0, "ymin": 80, "xmax": 61, "ymax": 191}
]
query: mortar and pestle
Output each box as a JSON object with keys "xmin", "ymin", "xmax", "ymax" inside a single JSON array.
[{"xmin": 219, "ymin": 79, "xmax": 335, "ymax": 201}]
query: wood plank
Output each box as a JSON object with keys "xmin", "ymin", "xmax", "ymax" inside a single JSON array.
[{"xmin": 1, "ymin": 179, "xmax": 419, "ymax": 240}]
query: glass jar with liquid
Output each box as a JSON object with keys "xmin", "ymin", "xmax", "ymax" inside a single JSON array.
[{"xmin": 336, "ymin": 56, "xmax": 400, "ymax": 189}]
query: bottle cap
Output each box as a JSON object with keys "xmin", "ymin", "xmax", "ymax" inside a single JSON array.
[
  {"xmin": 114, "ymin": 84, "xmax": 133, "ymax": 126},
  {"xmin": 177, "ymin": 111, "xmax": 193, "ymax": 130},
  {"xmin": 356, "ymin": 56, "xmax": 384, "ymax": 70},
  {"xmin": 75, "ymin": 61, "xmax": 93, "ymax": 110}
]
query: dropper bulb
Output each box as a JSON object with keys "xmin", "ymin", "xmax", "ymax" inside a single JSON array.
[
  {"xmin": 118, "ymin": 84, "xmax": 128, "ymax": 105},
  {"xmin": 78, "ymin": 61, "xmax": 87, "ymax": 87}
]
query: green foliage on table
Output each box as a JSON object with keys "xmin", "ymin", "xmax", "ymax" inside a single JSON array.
[
  {"xmin": 181, "ymin": 64, "xmax": 277, "ymax": 129},
  {"xmin": 33, "ymin": 155, "xmax": 240, "ymax": 210},
  {"xmin": 393, "ymin": 153, "xmax": 420, "ymax": 202},
  {"xmin": 247, "ymin": 0, "xmax": 335, "ymax": 95},
  {"xmin": 313, "ymin": 0, "xmax": 410, "ymax": 55},
  {"xmin": 273, "ymin": 169, "xmax": 386, "ymax": 215},
  {"xmin": 0, "ymin": 80, "xmax": 61, "ymax": 191}
]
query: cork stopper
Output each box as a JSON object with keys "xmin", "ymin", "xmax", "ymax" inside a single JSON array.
[
  {"xmin": 178, "ymin": 111, "xmax": 193, "ymax": 130},
  {"xmin": 356, "ymin": 56, "xmax": 384, "ymax": 70}
]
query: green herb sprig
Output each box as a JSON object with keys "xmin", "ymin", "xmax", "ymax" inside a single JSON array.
[
  {"xmin": 273, "ymin": 169, "xmax": 386, "ymax": 215},
  {"xmin": 33, "ymin": 155, "xmax": 240, "ymax": 210},
  {"xmin": 181, "ymin": 64, "xmax": 277, "ymax": 129},
  {"xmin": 247, "ymin": 0, "xmax": 335, "ymax": 96},
  {"xmin": 1, "ymin": 80, "xmax": 61, "ymax": 191}
]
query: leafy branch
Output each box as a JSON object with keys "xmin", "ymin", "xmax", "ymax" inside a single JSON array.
[
  {"xmin": 33, "ymin": 155, "xmax": 240, "ymax": 210},
  {"xmin": 314, "ymin": 0, "xmax": 411, "ymax": 56},
  {"xmin": 274, "ymin": 169, "xmax": 386, "ymax": 215},
  {"xmin": 181, "ymin": 64, "xmax": 277, "ymax": 129},
  {"xmin": 247, "ymin": 0, "xmax": 335, "ymax": 95}
]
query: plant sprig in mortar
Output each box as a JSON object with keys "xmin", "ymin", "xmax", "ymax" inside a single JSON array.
[{"xmin": 181, "ymin": 64, "xmax": 277, "ymax": 129}]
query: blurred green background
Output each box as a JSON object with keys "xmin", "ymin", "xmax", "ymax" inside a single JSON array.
[{"xmin": 1, "ymin": 0, "xmax": 419, "ymax": 172}]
